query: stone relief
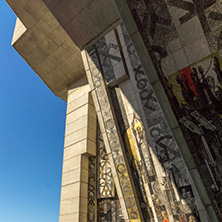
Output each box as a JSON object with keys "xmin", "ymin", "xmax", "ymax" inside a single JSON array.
[
  {"xmin": 84, "ymin": 23, "xmax": 208, "ymax": 221},
  {"xmin": 85, "ymin": 45, "xmax": 141, "ymax": 220},
  {"xmin": 126, "ymin": 0, "xmax": 222, "ymax": 218}
]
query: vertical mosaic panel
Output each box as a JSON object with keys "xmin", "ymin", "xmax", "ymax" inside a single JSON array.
[
  {"xmin": 97, "ymin": 130, "xmax": 115, "ymax": 198},
  {"xmin": 116, "ymin": 25, "xmax": 204, "ymax": 221},
  {"xmin": 97, "ymin": 199, "xmax": 124, "ymax": 222},
  {"xmin": 84, "ymin": 46, "xmax": 141, "ymax": 221},
  {"xmin": 125, "ymin": 0, "xmax": 222, "ymax": 219},
  {"xmin": 110, "ymin": 87, "xmax": 154, "ymax": 221},
  {"xmin": 85, "ymin": 26, "xmax": 207, "ymax": 221},
  {"xmin": 132, "ymin": 117, "xmax": 172, "ymax": 222},
  {"xmin": 88, "ymin": 126, "xmax": 125, "ymax": 222},
  {"xmin": 97, "ymin": 128, "xmax": 124, "ymax": 222},
  {"xmin": 88, "ymin": 157, "xmax": 97, "ymax": 222}
]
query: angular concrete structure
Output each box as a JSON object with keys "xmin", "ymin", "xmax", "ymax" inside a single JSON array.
[{"xmin": 6, "ymin": 0, "xmax": 222, "ymax": 221}]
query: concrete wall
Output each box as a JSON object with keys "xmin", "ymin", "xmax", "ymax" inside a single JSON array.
[{"xmin": 114, "ymin": 0, "xmax": 222, "ymax": 220}]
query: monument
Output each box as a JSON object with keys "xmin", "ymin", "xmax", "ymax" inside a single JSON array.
[{"xmin": 6, "ymin": 0, "xmax": 222, "ymax": 221}]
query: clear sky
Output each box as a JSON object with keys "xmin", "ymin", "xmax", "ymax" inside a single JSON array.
[{"xmin": 0, "ymin": 1, "xmax": 66, "ymax": 222}]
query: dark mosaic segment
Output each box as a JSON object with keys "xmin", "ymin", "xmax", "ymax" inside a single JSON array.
[
  {"xmin": 88, "ymin": 157, "xmax": 97, "ymax": 222},
  {"xmin": 128, "ymin": 0, "xmax": 178, "ymax": 60},
  {"xmin": 96, "ymin": 128, "xmax": 124, "ymax": 222},
  {"xmin": 97, "ymin": 130, "xmax": 115, "ymax": 199},
  {"xmin": 87, "ymin": 127, "xmax": 125, "ymax": 222},
  {"xmin": 97, "ymin": 199, "xmax": 124, "ymax": 222}
]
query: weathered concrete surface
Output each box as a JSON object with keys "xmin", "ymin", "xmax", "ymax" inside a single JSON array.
[
  {"xmin": 5, "ymin": 0, "xmax": 120, "ymax": 101},
  {"xmin": 42, "ymin": 0, "xmax": 120, "ymax": 50},
  {"xmin": 6, "ymin": 0, "xmax": 84, "ymax": 100}
]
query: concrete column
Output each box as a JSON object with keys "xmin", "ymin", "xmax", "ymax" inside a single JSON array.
[
  {"xmin": 81, "ymin": 48, "xmax": 143, "ymax": 221},
  {"xmin": 59, "ymin": 77, "xmax": 97, "ymax": 222}
]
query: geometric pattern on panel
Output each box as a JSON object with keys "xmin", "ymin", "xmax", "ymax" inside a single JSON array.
[
  {"xmin": 86, "ymin": 23, "xmax": 208, "ymax": 221},
  {"xmin": 126, "ymin": 0, "xmax": 222, "ymax": 219}
]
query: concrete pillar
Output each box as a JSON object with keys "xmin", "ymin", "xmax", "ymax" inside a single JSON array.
[
  {"xmin": 81, "ymin": 48, "xmax": 143, "ymax": 221},
  {"xmin": 59, "ymin": 77, "xmax": 97, "ymax": 222}
]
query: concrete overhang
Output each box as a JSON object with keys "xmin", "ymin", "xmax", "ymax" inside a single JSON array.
[{"xmin": 6, "ymin": 0, "xmax": 120, "ymax": 101}]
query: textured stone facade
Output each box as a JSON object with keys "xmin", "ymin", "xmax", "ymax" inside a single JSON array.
[{"xmin": 7, "ymin": 0, "xmax": 222, "ymax": 221}]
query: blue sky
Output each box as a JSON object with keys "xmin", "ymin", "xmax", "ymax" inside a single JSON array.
[{"xmin": 0, "ymin": 1, "xmax": 66, "ymax": 221}]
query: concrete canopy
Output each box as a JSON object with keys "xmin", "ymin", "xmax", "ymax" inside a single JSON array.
[{"xmin": 6, "ymin": 0, "xmax": 120, "ymax": 101}]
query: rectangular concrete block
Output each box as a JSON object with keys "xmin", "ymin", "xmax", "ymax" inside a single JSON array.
[
  {"xmin": 64, "ymin": 126, "xmax": 96, "ymax": 148},
  {"xmin": 61, "ymin": 181, "xmax": 88, "ymax": 200},
  {"xmin": 62, "ymin": 155, "xmax": 81, "ymax": 173},
  {"xmin": 35, "ymin": 56, "xmax": 55, "ymax": 74},
  {"xmin": 59, "ymin": 73, "xmax": 98, "ymax": 222},
  {"xmin": 88, "ymin": 114, "xmax": 97, "ymax": 131},
  {"xmin": 66, "ymin": 104, "xmax": 89, "ymax": 125},
  {"xmin": 81, "ymin": 155, "xmax": 89, "ymax": 170},
  {"xmin": 65, "ymin": 115, "xmax": 88, "ymax": 136},
  {"xmin": 60, "ymin": 183, "xmax": 80, "ymax": 200},
  {"xmin": 86, "ymin": 139, "xmax": 97, "ymax": 157},
  {"xmin": 25, "ymin": 44, "xmax": 48, "ymax": 68},
  {"xmin": 63, "ymin": 139, "xmax": 96, "ymax": 159},
  {"xmin": 66, "ymin": 103, "xmax": 96, "ymax": 125},
  {"xmin": 14, "ymin": 6, "xmax": 37, "ymax": 29},
  {"xmin": 67, "ymin": 93, "xmax": 90, "ymax": 114},
  {"xmin": 88, "ymin": 104, "xmax": 96, "ymax": 118},
  {"xmin": 63, "ymin": 140, "xmax": 87, "ymax": 160},
  {"xmin": 61, "ymin": 167, "xmax": 81, "ymax": 186},
  {"xmin": 88, "ymin": 104, "xmax": 97, "ymax": 120},
  {"xmin": 79, "ymin": 213, "xmax": 87, "ymax": 222},
  {"xmin": 60, "ymin": 198, "xmax": 80, "ymax": 215},
  {"xmin": 26, "ymin": 0, "xmax": 49, "ymax": 21},
  {"xmin": 64, "ymin": 128, "xmax": 88, "ymax": 147},
  {"xmin": 42, "ymin": 10, "xmax": 60, "ymax": 29},
  {"xmin": 80, "ymin": 168, "xmax": 88, "ymax": 184},
  {"xmin": 49, "ymin": 25, "xmax": 68, "ymax": 46},
  {"xmin": 38, "ymin": 37, "xmax": 59, "ymax": 56},
  {"xmin": 80, "ymin": 197, "xmax": 88, "ymax": 214},
  {"xmin": 90, "ymin": 90, "xmax": 100, "ymax": 112},
  {"xmin": 88, "ymin": 127, "xmax": 97, "ymax": 143},
  {"xmin": 79, "ymin": 182, "xmax": 88, "ymax": 198},
  {"xmin": 47, "ymin": 45, "xmax": 71, "ymax": 66},
  {"xmin": 61, "ymin": 38, "xmax": 78, "ymax": 55},
  {"xmin": 81, "ymin": 50, "xmax": 90, "ymax": 72},
  {"xmin": 59, "ymin": 213, "xmax": 78, "ymax": 222},
  {"xmin": 68, "ymin": 81, "xmax": 90, "ymax": 103}
]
